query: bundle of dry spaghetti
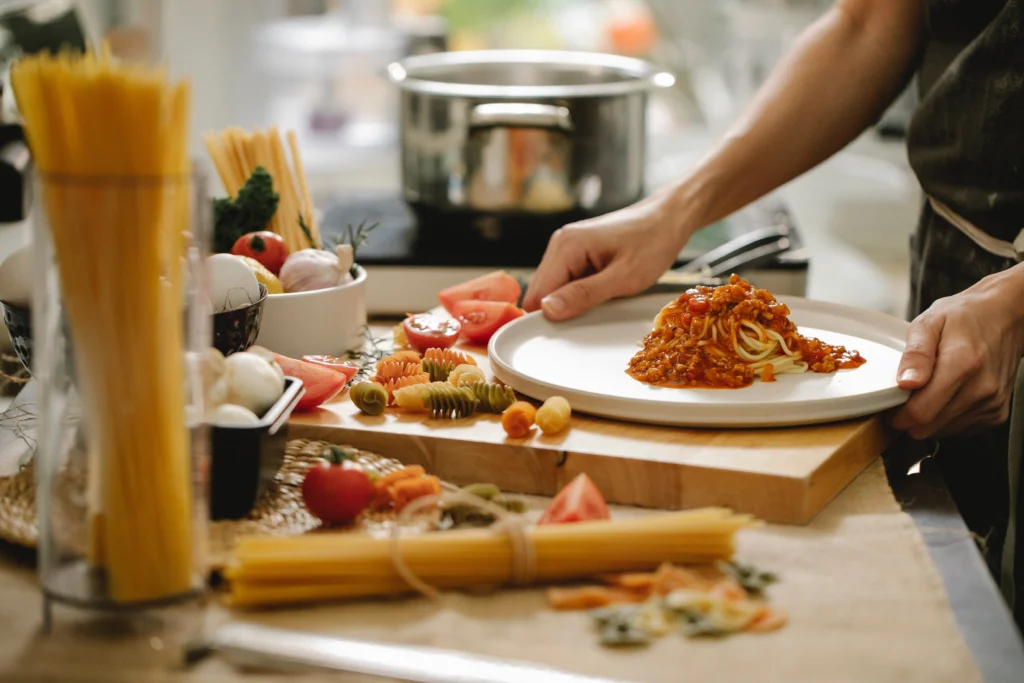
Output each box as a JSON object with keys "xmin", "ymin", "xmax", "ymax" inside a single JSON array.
[
  {"xmin": 225, "ymin": 508, "xmax": 757, "ymax": 608},
  {"xmin": 202, "ymin": 126, "xmax": 320, "ymax": 252},
  {"xmin": 12, "ymin": 49, "xmax": 195, "ymax": 603}
]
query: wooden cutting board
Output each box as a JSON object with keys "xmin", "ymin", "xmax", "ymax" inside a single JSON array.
[{"xmin": 288, "ymin": 326, "xmax": 892, "ymax": 525}]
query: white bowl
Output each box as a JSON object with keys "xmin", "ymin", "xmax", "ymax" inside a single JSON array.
[{"xmin": 255, "ymin": 265, "xmax": 368, "ymax": 358}]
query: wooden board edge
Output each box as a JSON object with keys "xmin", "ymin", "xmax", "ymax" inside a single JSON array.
[{"xmin": 801, "ymin": 416, "xmax": 893, "ymax": 521}]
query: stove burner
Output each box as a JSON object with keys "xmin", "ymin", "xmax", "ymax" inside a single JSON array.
[{"xmin": 320, "ymin": 195, "xmax": 593, "ymax": 268}]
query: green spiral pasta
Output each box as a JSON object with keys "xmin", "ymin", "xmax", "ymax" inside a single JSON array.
[
  {"xmin": 350, "ymin": 381, "xmax": 388, "ymax": 416},
  {"xmin": 422, "ymin": 358, "xmax": 455, "ymax": 383},
  {"xmin": 470, "ymin": 382, "xmax": 517, "ymax": 413},
  {"xmin": 423, "ymin": 384, "xmax": 479, "ymax": 419}
]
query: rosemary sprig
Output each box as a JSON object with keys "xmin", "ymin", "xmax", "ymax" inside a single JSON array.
[
  {"xmin": 344, "ymin": 326, "xmax": 390, "ymax": 383},
  {"xmin": 298, "ymin": 213, "xmax": 320, "ymax": 250},
  {"xmin": 343, "ymin": 219, "xmax": 380, "ymax": 264}
]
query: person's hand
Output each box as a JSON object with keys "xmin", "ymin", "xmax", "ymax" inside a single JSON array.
[
  {"xmin": 523, "ymin": 191, "xmax": 692, "ymax": 320},
  {"xmin": 890, "ymin": 266, "xmax": 1024, "ymax": 439}
]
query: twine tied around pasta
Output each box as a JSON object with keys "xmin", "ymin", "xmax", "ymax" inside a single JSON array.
[{"xmin": 388, "ymin": 488, "xmax": 535, "ymax": 600}]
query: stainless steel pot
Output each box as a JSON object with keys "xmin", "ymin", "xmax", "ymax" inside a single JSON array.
[{"xmin": 387, "ymin": 50, "xmax": 674, "ymax": 218}]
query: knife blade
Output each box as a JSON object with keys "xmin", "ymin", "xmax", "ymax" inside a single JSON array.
[{"xmin": 204, "ymin": 622, "xmax": 631, "ymax": 683}]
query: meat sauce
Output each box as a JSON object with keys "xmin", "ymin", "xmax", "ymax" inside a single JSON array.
[{"xmin": 627, "ymin": 275, "xmax": 865, "ymax": 389}]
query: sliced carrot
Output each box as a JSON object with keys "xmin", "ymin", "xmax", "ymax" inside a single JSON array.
[
  {"xmin": 374, "ymin": 465, "xmax": 426, "ymax": 492},
  {"xmin": 599, "ymin": 572, "xmax": 658, "ymax": 590},
  {"xmin": 652, "ymin": 563, "xmax": 717, "ymax": 595},
  {"xmin": 546, "ymin": 586, "xmax": 647, "ymax": 611},
  {"xmin": 747, "ymin": 607, "xmax": 788, "ymax": 633},
  {"xmin": 393, "ymin": 475, "xmax": 442, "ymax": 512}
]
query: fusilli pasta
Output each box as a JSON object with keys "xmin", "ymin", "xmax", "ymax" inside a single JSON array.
[
  {"xmin": 501, "ymin": 401, "xmax": 536, "ymax": 438},
  {"xmin": 448, "ymin": 364, "xmax": 486, "ymax": 387},
  {"xmin": 373, "ymin": 361, "xmax": 423, "ymax": 381},
  {"xmin": 350, "ymin": 381, "xmax": 388, "ymax": 416},
  {"xmin": 374, "ymin": 373, "xmax": 430, "ymax": 404},
  {"xmin": 424, "ymin": 348, "xmax": 476, "ymax": 367},
  {"xmin": 535, "ymin": 396, "xmax": 571, "ymax": 435},
  {"xmin": 393, "ymin": 381, "xmax": 448, "ymax": 411},
  {"xmin": 471, "ymin": 382, "xmax": 517, "ymax": 413},
  {"xmin": 423, "ymin": 384, "xmax": 479, "ymax": 419},
  {"xmin": 422, "ymin": 358, "xmax": 456, "ymax": 383}
]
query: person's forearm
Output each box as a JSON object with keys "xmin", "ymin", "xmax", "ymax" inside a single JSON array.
[{"xmin": 663, "ymin": 0, "xmax": 927, "ymax": 237}]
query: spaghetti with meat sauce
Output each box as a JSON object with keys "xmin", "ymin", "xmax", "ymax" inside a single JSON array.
[{"xmin": 627, "ymin": 275, "xmax": 865, "ymax": 389}]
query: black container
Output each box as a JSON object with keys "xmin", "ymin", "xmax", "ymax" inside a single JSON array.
[
  {"xmin": 213, "ymin": 283, "xmax": 268, "ymax": 357},
  {"xmin": 1, "ymin": 300, "xmax": 31, "ymax": 373},
  {"xmin": 209, "ymin": 376, "xmax": 305, "ymax": 520}
]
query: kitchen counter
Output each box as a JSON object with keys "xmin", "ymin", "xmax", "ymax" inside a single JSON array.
[{"xmin": 1, "ymin": 436, "xmax": 1022, "ymax": 682}]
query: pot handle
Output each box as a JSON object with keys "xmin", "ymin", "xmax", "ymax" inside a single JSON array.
[{"xmin": 469, "ymin": 103, "xmax": 573, "ymax": 132}]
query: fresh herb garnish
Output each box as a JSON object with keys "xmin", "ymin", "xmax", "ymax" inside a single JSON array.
[
  {"xmin": 344, "ymin": 326, "xmax": 389, "ymax": 383},
  {"xmin": 717, "ymin": 561, "xmax": 778, "ymax": 595},
  {"xmin": 212, "ymin": 167, "xmax": 278, "ymax": 253},
  {"xmin": 298, "ymin": 213, "xmax": 320, "ymax": 250}
]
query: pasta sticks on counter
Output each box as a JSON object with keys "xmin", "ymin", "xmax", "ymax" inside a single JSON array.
[
  {"xmin": 203, "ymin": 126, "xmax": 321, "ymax": 252},
  {"xmin": 224, "ymin": 509, "xmax": 758, "ymax": 608}
]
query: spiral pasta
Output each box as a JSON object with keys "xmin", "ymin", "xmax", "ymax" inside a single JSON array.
[
  {"xmin": 448, "ymin": 364, "xmax": 487, "ymax": 387},
  {"xmin": 378, "ymin": 350, "xmax": 421, "ymax": 367},
  {"xmin": 424, "ymin": 348, "xmax": 476, "ymax": 367},
  {"xmin": 392, "ymin": 382, "xmax": 444, "ymax": 411},
  {"xmin": 375, "ymin": 374, "xmax": 430, "ymax": 404},
  {"xmin": 535, "ymin": 396, "xmax": 571, "ymax": 435},
  {"xmin": 422, "ymin": 358, "xmax": 456, "ymax": 383},
  {"xmin": 423, "ymin": 385, "xmax": 479, "ymax": 419},
  {"xmin": 501, "ymin": 401, "xmax": 536, "ymax": 438},
  {"xmin": 373, "ymin": 361, "xmax": 423, "ymax": 382},
  {"xmin": 471, "ymin": 382, "xmax": 517, "ymax": 413},
  {"xmin": 350, "ymin": 381, "xmax": 388, "ymax": 416}
]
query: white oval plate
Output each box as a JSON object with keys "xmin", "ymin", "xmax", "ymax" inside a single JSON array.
[{"xmin": 488, "ymin": 294, "xmax": 911, "ymax": 428}]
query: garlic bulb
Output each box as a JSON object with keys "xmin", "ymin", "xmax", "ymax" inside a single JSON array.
[{"xmin": 279, "ymin": 245, "xmax": 354, "ymax": 293}]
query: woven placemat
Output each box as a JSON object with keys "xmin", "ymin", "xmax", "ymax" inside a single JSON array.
[{"xmin": 0, "ymin": 438, "xmax": 412, "ymax": 568}]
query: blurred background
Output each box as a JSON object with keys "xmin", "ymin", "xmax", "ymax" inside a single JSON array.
[{"xmin": 0, "ymin": 0, "xmax": 921, "ymax": 315}]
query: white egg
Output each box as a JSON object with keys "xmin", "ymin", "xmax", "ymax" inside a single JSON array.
[
  {"xmin": 0, "ymin": 244, "xmax": 33, "ymax": 308},
  {"xmin": 207, "ymin": 254, "xmax": 260, "ymax": 313},
  {"xmin": 208, "ymin": 403, "xmax": 260, "ymax": 427}
]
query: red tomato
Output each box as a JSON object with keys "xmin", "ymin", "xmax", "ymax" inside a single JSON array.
[
  {"xmin": 302, "ymin": 465, "xmax": 375, "ymax": 525},
  {"xmin": 451, "ymin": 300, "xmax": 524, "ymax": 345},
  {"xmin": 273, "ymin": 353, "xmax": 349, "ymax": 411},
  {"xmin": 302, "ymin": 355, "xmax": 359, "ymax": 384},
  {"xmin": 438, "ymin": 271, "xmax": 521, "ymax": 315},
  {"xmin": 402, "ymin": 314, "xmax": 461, "ymax": 353},
  {"xmin": 231, "ymin": 231, "xmax": 290, "ymax": 275},
  {"xmin": 537, "ymin": 473, "xmax": 610, "ymax": 525}
]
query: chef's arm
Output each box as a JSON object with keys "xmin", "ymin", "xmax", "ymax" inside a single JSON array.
[{"xmin": 663, "ymin": 0, "xmax": 927, "ymax": 239}]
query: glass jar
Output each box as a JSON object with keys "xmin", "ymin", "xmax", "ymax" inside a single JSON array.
[{"xmin": 32, "ymin": 168, "xmax": 211, "ymax": 659}]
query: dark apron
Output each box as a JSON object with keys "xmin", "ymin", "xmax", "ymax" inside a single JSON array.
[{"xmin": 907, "ymin": 0, "xmax": 1024, "ymax": 624}]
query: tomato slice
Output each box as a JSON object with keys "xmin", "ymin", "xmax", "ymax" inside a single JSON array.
[
  {"xmin": 274, "ymin": 353, "xmax": 350, "ymax": 411},
  {"xmin": 450, "ymin": 300, "xmax": 518, "ymax": 345},
  {"xmin": 402, "ymin": 314, "xmax": 461, "ymax": 354},
  {"xmin": 302, "ymin": 355, "xmax": 359, "ymax": 384},
  {"xmin": 537, "ymin": 473, "xmax": 610, "ymax": 525},
  {"xmin": 438, "ymin": 271, "xmax": 522, "ymax": 315},
  {"xmin": 501, "ymin": 306, "xmax": 526, "ymax": 324}
]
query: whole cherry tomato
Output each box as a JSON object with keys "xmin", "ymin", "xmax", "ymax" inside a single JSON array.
[
  {"xmin": 301, "ymin": 450, "xmax": 375, "ymax": 526},
  {"xmin": 231, "ymin": 231, "xmax": 290, "ymax": 275}
]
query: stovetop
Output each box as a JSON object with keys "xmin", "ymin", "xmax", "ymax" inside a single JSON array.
[
  {"xmin": 319, "ymin": 193, "xmax": 808, "ymax": 271},
  {"xmin": 318, "ymin": 193, "xmax": 809, "ymax": 314}
]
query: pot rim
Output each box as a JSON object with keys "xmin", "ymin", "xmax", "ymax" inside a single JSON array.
[{"xmin": 387, "ymin": 49, "xmax": 675, "ymax": 99}]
